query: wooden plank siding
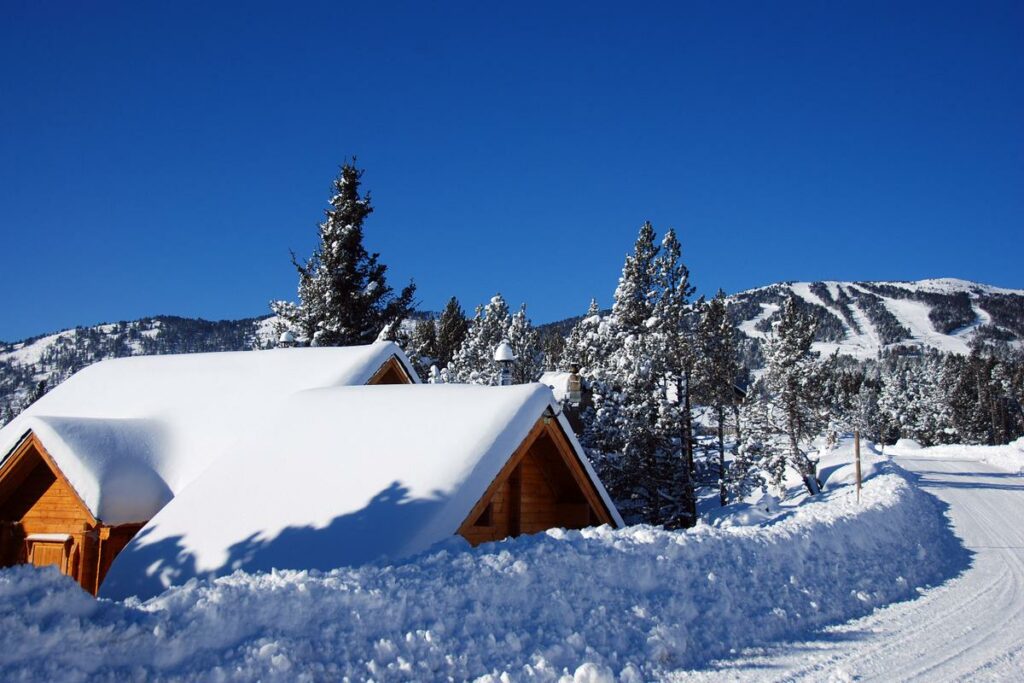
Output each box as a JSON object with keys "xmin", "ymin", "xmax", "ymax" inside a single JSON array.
[
  {"xmin": 366, "ymin": 355, "xmax": 415, "ymax": 385},
  {"xmin": 457, "ymin": 414, "xmax": 616, "ymax": 546},
  {"xmin": 0, "ymin": 433, "xmax": 143, "ymax": 595}
]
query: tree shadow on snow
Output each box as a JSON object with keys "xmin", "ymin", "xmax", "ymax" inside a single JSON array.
[
  {"xmin": 905, "ymin": 470, "xmax": 1024, "ymax": 492},
  {"xmin": 102, "ymin": 481, "xmax": 450, "ymax": 601}
]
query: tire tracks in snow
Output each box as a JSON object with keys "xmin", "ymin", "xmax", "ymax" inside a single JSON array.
[{"xmin": 670, "ymin": 455, "xmax": 1024, "ymax": 681}]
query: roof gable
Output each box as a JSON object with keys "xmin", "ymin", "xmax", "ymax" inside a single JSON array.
[{"xmin": 0, "ymin": 432, "xmax": 97, "ymax": 527}]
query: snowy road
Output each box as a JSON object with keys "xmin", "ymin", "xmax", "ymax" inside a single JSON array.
[{"xmin": 676, "ymin": 455, "xmax": 1024, "ymax": 681}]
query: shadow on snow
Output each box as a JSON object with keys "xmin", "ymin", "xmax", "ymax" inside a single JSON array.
[{"xmin": 103, "ymin": 481, "xmax": 450, "ymax": 601}]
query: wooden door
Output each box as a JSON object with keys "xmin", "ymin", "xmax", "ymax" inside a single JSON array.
[{"xmin": 29, "ymin": 542, "xmax": 66, "ymax": 571}]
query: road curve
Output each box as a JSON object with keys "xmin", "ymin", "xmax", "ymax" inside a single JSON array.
[{"xmin": 674, "ymin": 454, "xmax": 1024, "ymax": 681}]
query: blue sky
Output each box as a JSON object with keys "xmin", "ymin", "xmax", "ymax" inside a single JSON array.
[{"xmin": 1, "ymin": 1, "xmax": 1022, "ymax": 341}]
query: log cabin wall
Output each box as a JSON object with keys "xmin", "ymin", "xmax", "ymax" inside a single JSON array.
[
  {"xmin": 0, "ymin": 434, "xmax": 144, "ymax": 595},
  {"xmin": 367, "ymin": 356, "xmax": 415, "ymax": 385},
  {"xmin": 459, "ymin": 418, "xmax": 614, "ymax": 546}
]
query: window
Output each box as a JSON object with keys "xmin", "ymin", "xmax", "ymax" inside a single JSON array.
[{"xmin": 473, "ymin": 503, "xmax": 493, "ymax": 527}]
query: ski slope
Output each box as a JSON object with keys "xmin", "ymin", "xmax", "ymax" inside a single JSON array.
[
  {"xmin": 729, "ymin": 278, "xmax": 1024, "ymax": 361},
  {"xmin": 673, "ymin": 454, "xmax": 1024, "ymax": 681}
]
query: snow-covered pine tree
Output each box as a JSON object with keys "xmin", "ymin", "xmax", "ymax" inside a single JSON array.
[
  {"xmin": 585, "ymin": 224, "xmax": 665, "ymax": 524},
  {"xmin": 540, "ymin": 328, "xmax": 565, "ymax": 372},
  {"xmin": 404, "ymin": 318, "xmax": 438, "ymax": 381},
  {"xmin": 507, "ymin": 304, "xmax": 543, "ymax": 384},
  {"xmin": 695, "ymin": 290, "xmax": 741, "ymax": 505},
  {"xmin": 28, "ymin": 380, "xmax": 47, "ymax": 405},
  {"xmin": 877, "ymin": 353, "xmax": 950, "ymax": 446},
  {"xmin": 945, "ymin": 341, "xmax": 1024, "ymax": 445},
  {"xmin": 270, "ymin": 161, "xmax": 416, "ymax": 346},
  {"xmin": 759, "ymin": 293, "xmax": 827, "ymax": 494},
  {"xmin": 611, "ymin": 222, "xmax": 659, "ymax": 335},
  {"xmin": 730, "ymin": 388, "xmax": 770, "ymax": 500},
  {"xmin": 434, "ymin": 296, "xmax": 469, "ymax": 369},
  {"xmin": 585, "ymin": 222, "xmax": 697, "ymax": 526},
  {"xmin": 448, "ymin": 294, "xmax": 513, "ymax": 385},
  {"xmin": 651, "ymin": 228, "xmax": 698, "ymax": 523},
  {"xmin": 560, "ymin": 299, "xmax": 604, "ymax": 374},
  {"xmin": 586, "ymin": 331, "xmax": 676, "ymax": 524},
  {"xmin": 847, "ymin": 372, "xmax": 883, "ymax": 445}
]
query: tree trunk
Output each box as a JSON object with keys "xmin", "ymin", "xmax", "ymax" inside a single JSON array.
[
  {"xmin": 718, "ymin": 404, "xmax": 727, "ymax": 506},
  {"xmin": 732, "ymin": 402, "xmax": 742, "ymax": 451},
  {"xmin": 788, "ymin": 403, "xmax": 820, "ymax": 495},
  {"xmin": 682, "ymin": 373, "xmax": 696, "ymax": 524}
]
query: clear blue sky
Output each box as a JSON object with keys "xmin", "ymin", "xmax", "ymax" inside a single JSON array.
[{"xmin": 2, "ymin": 1, "xmax": 1022, "ymax": 341}]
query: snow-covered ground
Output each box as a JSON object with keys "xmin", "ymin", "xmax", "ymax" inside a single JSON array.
[
  {"xmin": 888, "ymin": 436, "xmax": 1024, "ymax": 475},
  {"xmin": 671, "ymin": 450, "xmax": 1024, "ymax": 681},
  {"xmin": 0, "ymin": 464, "xmax": 961, "ymax": 681}
]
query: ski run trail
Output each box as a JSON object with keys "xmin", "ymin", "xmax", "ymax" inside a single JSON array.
[{"xmin": 676, "ymin": 455, "xmax": 1024, "ymax": 682}]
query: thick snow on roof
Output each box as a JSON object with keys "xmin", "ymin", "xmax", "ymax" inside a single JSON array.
[
  {"xmin": 101, "ymin": 383, "xmax": 621, "ymax": 600},
  {"xmin": 0, "ymin": 343, "xmax": 417, "ymax": 525},
  {"xmin": 539, "ymin": 371, "xmax": 571, "ymax": 402}
]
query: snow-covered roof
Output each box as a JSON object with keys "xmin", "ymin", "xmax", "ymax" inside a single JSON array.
[
  {"xmin": 0, "ymin": 343, "xmax": 418, "ymax": 525},
  {"xmin": 539, "ymin": 371, "xmax": 572, "ymax": 402},
  {"xmin": 101, "ymin": 383, "xmax": 622, "ymax": 600}
]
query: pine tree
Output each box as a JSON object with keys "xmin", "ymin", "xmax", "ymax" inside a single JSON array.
[
  {"xmin": 758, "ymin": 294, "xmax": 827, "ymax": 494},
  {"xmin": 405, "ymin": 318, "xmax": 438, "ymax": 381},
  {"xmin": 850, "ymin": 376, "xmax": 883, "ymax": 445},
  {"xmin": 506, "ymin": 304, "xmax": 542, "ymax": 384},
  {"xmin": 560, "ymin": 299, "xmax": 604, "ymax": 374},
  {"xmin": 448, "ymin": 294, "xmax": 513, "ymax": 384},
  {"xmin": 611, "ymin": 222, "xmax": 659, "ymax": 335},
  {"xmin": 586, "ymin": 331, "xmax": 677, "ymax": 524},
  {"xmin": 434, "ymin": 297, "xmax": 469, "ymax": 369},
  {"xmin": 27, "ymin": 379, "xmax": 47, "ymax": 406},
  {"xmin": 586, "ymin": 224, "xmax": 665, "ymax": 523},
  {"xmin": 270, "ymin": 161, "xmax": 416, "ymax": 346},
  {"xmin": 731, "ymin": 389, "xmax": 770, "ymax": 500},
  {"xmin": 695, "ymin": 291, "xmax": 741, "ymax": 505},
  {"xmin": 540, "ymin": 328, "xmax": 565, "ymax": 372},
  {"xmin": 651, "ymin": 228, "xmax": 698, "ymax": 522},
  {"xmin": 584, "ymin": 223, "xmax": 697, "ymax": 526}
]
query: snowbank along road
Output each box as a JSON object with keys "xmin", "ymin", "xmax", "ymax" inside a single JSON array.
[{"xmin": 677, "ymin": 454, "xmax": 1024, "ymax": 681}]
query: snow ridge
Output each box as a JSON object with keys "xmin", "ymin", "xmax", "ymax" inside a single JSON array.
[{"xmin": 0, "ymin": 468, "xmax": 963, "ymax": 681}]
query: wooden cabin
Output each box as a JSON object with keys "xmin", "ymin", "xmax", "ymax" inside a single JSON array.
[
  {"xmin": 0, "ymin": 432, "xmax": 142, "ymax": 593},
  {"xmin": 0, "ymin": 343, "xmax": 418, "ymax": 595},
  {"xmin": 100, "ymin": 383, "xmax": 622, "ymax": 601},
  {"xmin": 459, "ymin": 414, "xmax": 614, "ymax": 545}
]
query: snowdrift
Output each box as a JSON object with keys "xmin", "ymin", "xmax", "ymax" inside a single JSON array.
[
  {"xmin": 0, "ymin": 469, "xmax": 964, "ymax": 681},
  {"xmin": 889, "ymin": 436, "xmax": 1024, "ymax": 475}
]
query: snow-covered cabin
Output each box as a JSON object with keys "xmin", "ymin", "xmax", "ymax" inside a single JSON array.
[
  {"xmin": 101, "ymin": 383, "xmax": 622, "ymax": 600},
  {"xmin": 0, "ymin": 343, "xmax": 417, "ymax": 594}
]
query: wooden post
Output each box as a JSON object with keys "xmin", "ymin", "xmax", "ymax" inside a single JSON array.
[{"xmin": 854, "ymin": 429, "xmax": 862, "ymax": 504}]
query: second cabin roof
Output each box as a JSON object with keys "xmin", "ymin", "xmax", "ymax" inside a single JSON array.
[
  {"xmin": 101, "ymin": 383, "xmax": 622, "ymax": 600},
  {"xmin": 0, "ymin": 343, "xmax": 418, "ymax": 525}
]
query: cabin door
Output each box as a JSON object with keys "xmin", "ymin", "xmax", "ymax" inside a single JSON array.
[{"xmin": 27, "ymin": 540, "xmax": 68, "ymax": 572}]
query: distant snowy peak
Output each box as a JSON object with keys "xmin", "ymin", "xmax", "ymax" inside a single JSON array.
[{"xmin": 728, "ymin": 278, "xmax": 1024, "ymax": 359}]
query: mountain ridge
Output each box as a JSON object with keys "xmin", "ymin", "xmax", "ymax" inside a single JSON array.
[{"xmin": 2, "ymin": 278, "xmax": 1022, "ymax": 421}]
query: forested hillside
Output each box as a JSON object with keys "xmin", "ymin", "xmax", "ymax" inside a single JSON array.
[
  {"xmin": 0, "ymin": 316, "xmax": 272, "ymax": 422},
  {"xmin": 3, "ymin": 278, "xmax": 1022, "ymax": 438}
]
